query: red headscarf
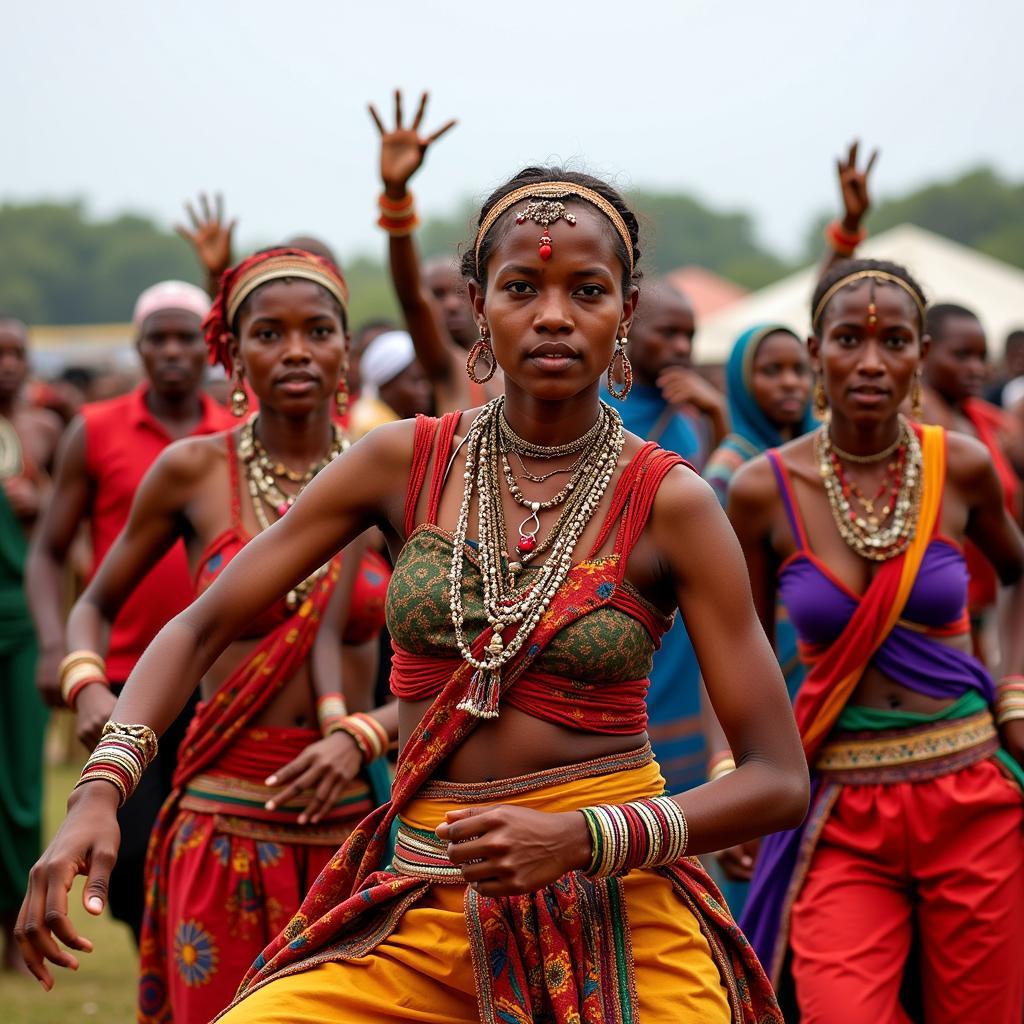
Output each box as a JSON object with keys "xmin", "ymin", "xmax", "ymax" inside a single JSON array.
[{"xmin": 203, "ymin": 247, "xmax": 349, "ymax": 372}]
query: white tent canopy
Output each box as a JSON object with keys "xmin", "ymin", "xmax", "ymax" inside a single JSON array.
[{"xmin": 694, "ymin": 224, "xmax": 1024, "ymax": 364}]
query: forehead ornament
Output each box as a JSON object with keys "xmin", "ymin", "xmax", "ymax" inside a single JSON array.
[
  {"xmin": 515, "ymin": 199, "xmax": 576, "ymax": 262},
  {"xmin": 813, "ymin": 269, "xmax": 926, "ymax": 330},
  {"xmin": 474, "ymin": 181, "xmax": 634, "ymax": 278}
]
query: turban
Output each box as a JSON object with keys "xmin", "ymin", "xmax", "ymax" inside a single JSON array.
[
  {"xmin": 133, "ymin": 281, "xmax": 211, "ymax": 330},
  {"xmin": 359, "ymin": 331, "xmax": 416, "ymax": 396}
]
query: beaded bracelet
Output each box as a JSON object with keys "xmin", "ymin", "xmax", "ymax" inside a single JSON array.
[
  {"xmin": 579, "ymin": 796, "xmax": 689, "ymax": 877},
  {"xmin": 996, "ymin": 679, "xmax": 1024, "ymax": 726},
  {"xmin": 328, "ymin": 712, "xmax": 388, "ymax": 763},
  {"xmin": 59, "ymin": 649, "xmax": 109, "ymax": 708},
  {"xmin": 707, "ymin": 752, "xmax": 737, "ymax": 784},
  {"xmin": 316, "ymin": 693, "xmax": 348, "ymax": 737},
  {"xmin": 824, "ymin": 219, "xmax": 866, "ymax": 258},
  {"xmin": 74, "ymin": 721, "xmax": 158, "ymax": 807},
  {"xmin": 378, "ymin": 192, "xmax": 420, "ymax": 236}
]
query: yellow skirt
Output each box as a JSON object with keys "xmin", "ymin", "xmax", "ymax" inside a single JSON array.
[{"xmin": 220, "ymin": 758, "xmax": 730, "ymax": 1023}]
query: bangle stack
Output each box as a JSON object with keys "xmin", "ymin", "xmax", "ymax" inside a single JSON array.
[
  {"xmin": 378, "ymin": 192, "xmax": 419, "ymax": 236},
  {"xmin": 996, "ymin": 676, "xmax": 1024, "ymax": 726},
  {"xmin": 329, "ymin": 712, "xmax": 389, "ymax": 763},
  {"xmin": 316, "ymin": 693, "xmax": 348, "ymax": 737},
  {"xmin": 58, "ymin": 649, "xmax": 109, "ymax": 708},
  {"xmin": 579, "ymin": 795, "xmax": 689, "ymax": 878},
  {"xmin": 74, "ymin": 721, "xmax": 158, "ymax": 807},
  {"xmin": 825, "ymin": 219, "xmax": 866, "ymax": 258},
  {"xmin": 707, "ymin": 753, "xmax": 737, "ymax": 783}
]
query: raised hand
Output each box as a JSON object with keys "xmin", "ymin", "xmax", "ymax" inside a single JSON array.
[
  {"xmin": 836, "ymin": 140, "xmax": 879, "ymax": 231},
  {"xmin": 175, "ymin": 192, "xmax": 236, "ymax": 282},
  {"xmin": 369, "ymin": 90, "xmax": 456, "ymax": 195}
]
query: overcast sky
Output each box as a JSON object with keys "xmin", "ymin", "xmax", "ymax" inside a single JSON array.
[{"xmin": 6, "ymin": 0, "xmax": 1023, "ymax": 266}]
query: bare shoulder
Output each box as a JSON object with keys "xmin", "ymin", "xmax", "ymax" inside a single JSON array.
[
  {"xmin": 729, "ymin": 453, "xmax": 778, "ymax": 514},
  {"xmin": 150, "ymin": 430, "xmax": 231, "ymax": 489},
  {"xmin": 650, "ymin": 462, "xmax": 722, "ymax": 534},
  {"xmin": 349, "ymin": 417, "xmax": 420, "ymax": 470},
  {"xmin": 944, "ymin": 429, "xmax": 995, "ymax": 491}
]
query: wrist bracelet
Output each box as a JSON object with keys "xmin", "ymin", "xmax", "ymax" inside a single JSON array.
[
  {"xmin": 825, "ymin": 219, "xmax": 866, "ymax": 257},
  {"xmin": 316, "ymin": 693, "xmax": 348, "ymax": 737},
  {"xmin": 329, "ymin": 712, "xmax": 388, "ymax": 763},
  {"xmin": 74, "ymin": 721, "xmax": 158, "ymax": 807},
  {"xmin": 59, "ymin": 650, "xmax": 109, "ymax": 707},
  {"xmin": 378, "ymin": 191, "xmax": 419, "ymax": 236},
  {"xmin": 579, "ymin": 795, "xmax": 688, "ymax": 877}
]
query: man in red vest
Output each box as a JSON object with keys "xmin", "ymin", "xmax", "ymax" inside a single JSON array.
[{"xmin": 27, "ymin": 280, "xmax": 235, "ymax": 942}]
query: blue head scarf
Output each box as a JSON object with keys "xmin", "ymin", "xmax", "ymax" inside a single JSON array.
[{"xmin": 722, "ymin": 323, "xmax": 817, "ymax": 459}]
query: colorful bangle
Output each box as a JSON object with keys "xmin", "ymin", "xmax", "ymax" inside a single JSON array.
[
  {"xmin": 74, "ymin": 721, "xmax": 158, "ymax": 807},
  {"xmin": 59, "ymin": 650, "xmax": 109, "ymax": 707},
  {"xmin": 579, "ymin": 796, "xmax": 688, "ymax": 877},
  {"xmin": 825, "ymin": 219, "xmax": 866, "ymax": 257},
  {"xmin": 707, "ymin": 753, "xmax": 737, "ymax": 783},
  {"xmin": 330, "ymin": 712, "xmax": 388, "ymax": 763},
  {"xmin": 316, "ymin": 693, "xmax": 348, "ymax": 737},
  {"xmin": 378, "ymin": 191, "xmax": 420, "ymax": 236}
]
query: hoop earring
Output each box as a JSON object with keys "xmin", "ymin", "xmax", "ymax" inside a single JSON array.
[
  {"xmin": 230, "ymin": 363, "xmax": 249, "ymax": 418},
  {"xmin": 606, "ymin": 336, "xmax": 633, "ymax": 401},
  {"xmin": 466, "ymin": 327, "xmax": 496, "ymax": 385},
  {"xmin": 813, "ymin": 376, "xmax": 829, "ymax": 420},
  {"xmin": 911, "ymin": 370, "xmax": 924, "ymax": 420}
]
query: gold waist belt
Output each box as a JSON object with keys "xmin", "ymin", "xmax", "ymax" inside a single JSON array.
[{"xmin": 815, "ymin": 709, "xmax": 998, "ymax": 785}]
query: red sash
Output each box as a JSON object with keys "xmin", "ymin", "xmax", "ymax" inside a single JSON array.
[{"xmin": 793, "ymin": 424, "xmax": 946, "ymax": 760}]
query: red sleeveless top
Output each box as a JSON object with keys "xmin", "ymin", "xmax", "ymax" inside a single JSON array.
[{"xmin": 386, "ymin": 411, "xmax": 688, "ymax": 734}]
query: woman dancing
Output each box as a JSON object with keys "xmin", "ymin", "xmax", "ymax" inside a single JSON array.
[
  {"xmin": 731, "ymin": 258, "xmax": 1024, "ymax": 1022},
  {"xmin": 18, "ymin": 169, "xmax": 807, "ymax": 1023},
  {"xmin": 33, "ymin": 248, "xmax": 395, "ymax": 1022}
]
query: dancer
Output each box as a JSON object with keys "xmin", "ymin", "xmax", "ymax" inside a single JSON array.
[
  {"xmin": 31, "ymin": 249, "xmax": 394, "ymax": 1022},
  {"xmin": 26, "ymin": 281, "xmax": 234, "ymax": 942},
  {"xmin": 732, "ymin": 259, "xmax": 1024, "ymax": 1022},
  {"xmin": 19, "ymin": 170, "xmax": 807, "ymax": 1024},
  {"xmin": 0, "ymin": 317, "xmax": 61, "ymax": 971}
]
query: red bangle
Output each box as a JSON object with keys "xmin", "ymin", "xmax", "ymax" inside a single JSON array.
[
  {"xmin": 66, "ymin": 675, "xmax": 108, "ymax": 710},
  {"xmin": 377, "ymin": 213, "xmax": 421, "ymax": 237},
  {"xmin": 825, "ymin": 219, "xmax": 866, "ymax": 256},
  {"xmin": 379, "ymin": 191, "xmax": 415, "ymax": 214}
]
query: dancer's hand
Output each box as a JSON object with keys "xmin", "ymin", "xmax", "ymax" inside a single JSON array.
[
  {"xmin": 657, "ymin": 366, "xmax": 725, "ymax": 417},
  {"xmin": 175, "ymin": 192, "xmax": 236, "ymax": 282},
  {"xmin": 369, "ymin": 90, "xmax": 456, "ymax": 196},
  {"xmin": 74, "ymin": 685, "xmax": 118, "ymax": 750},
  {"xmin": 264, "ymin": 731, "xmax": 363, "ymax": 825},
  {"xmin": 714, "ymin": 839, "xmax": 759, "ymax": 882},
  {"xmin": 836, "ymin": 140, "xmax": 878, "ymax": 231},
  {"xmin": 437, "ymin": 805, "xmax": 592, "ymax": 897},
  {"xmin": 1001, "ymin": 719, "xmax": 1024, "ymax": 767},
  {"xmin": 15, "ymin": 782, "xmax": 121, "ymax": 990}
]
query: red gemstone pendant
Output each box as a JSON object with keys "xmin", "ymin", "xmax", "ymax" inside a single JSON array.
[{"xmin": 517, "ymin": 534, "xmax": 537, "ymax": 554}]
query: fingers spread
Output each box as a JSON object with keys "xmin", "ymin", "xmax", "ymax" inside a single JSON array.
[
  {"xmin": 426, "ymin": 120, "xmax": 457, "ymax": 145},
  {"xmin": 411, "ymin": 91, "xmax": 428, "ymax": 130},
  {"xmin": 368, "ymin": 104, "xmax": 385, "ymax": 134}
]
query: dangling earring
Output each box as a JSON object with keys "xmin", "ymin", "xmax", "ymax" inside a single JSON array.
[
  {"xmin": 335, "ymin": 379, "xmax": 349, "ymax": 417},
  {"xmin": 230, "ymin": 363, "xmax": 249, "ymax": 418},
  {"xmin": 813, "ymin": 375, "xmax": 829, "ymax": 420},
  {"xmin": 466, "ymin": 326, "xmax": 496, "ymax": 385},
  {"xmin": 606, "ymin": 336, "xmax": 633, "ymax": 401},
  {"xmin": 911, "ymin": 370, "xmax": 924, "ymax": 420}
]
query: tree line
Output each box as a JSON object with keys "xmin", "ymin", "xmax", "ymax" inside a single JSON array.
[{"xmin": 2, "ymin": 166, "xmax": 1022, "ymax": 329}]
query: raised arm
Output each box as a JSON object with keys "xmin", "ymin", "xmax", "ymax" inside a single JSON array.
[
  {"xmin": 26, "ymin": 418, "xmax": 93, "ymax": 707},
  {"xmin": 369, "ymin": 90, "xmax": 466, "ymax": 412},
  {"xmin": 175, "ymin": 192, "xmax": 236, "ymax": 298},
  {"xmin": 820, "ymin": 140, "xmax": 878, "ymax": 278}
]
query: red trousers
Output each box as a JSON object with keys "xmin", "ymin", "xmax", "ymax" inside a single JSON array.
[{"xmin": 790, "ymin": 758, "xmax": 1024, "ymax": 1023}]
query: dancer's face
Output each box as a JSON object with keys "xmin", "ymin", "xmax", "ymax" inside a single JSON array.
[
  {"xmin": 470, "ymin": 205, "xmax": 636, "ymax": 403},
  {"xmin": 234, "ymin": 280, "xmax": 347, "ymax": 415},
  {"xmin": 810, "ymin": 281, "xmax": 926, "ymax": 426}
]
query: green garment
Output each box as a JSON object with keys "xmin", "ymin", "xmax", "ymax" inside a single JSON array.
[{"xmin": 0, "ymin": 486, "xmax": 46, "ymax": 912}]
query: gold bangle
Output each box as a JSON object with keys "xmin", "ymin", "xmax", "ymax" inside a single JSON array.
[
  {"xmin": 707, "ymin": 755, "xmax": 737, "ymax": 783},
  {"xmin": 60, "ymin": 659, "xmax": 109, "ymax": 706}
]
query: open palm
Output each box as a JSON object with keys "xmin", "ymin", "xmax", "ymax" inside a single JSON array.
[{"xmin": 369, "ymin": 90, "xmax": 456, "ymax": 191}]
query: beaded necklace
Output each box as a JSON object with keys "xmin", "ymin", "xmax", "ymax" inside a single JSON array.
[
  {"xmin": 238, "ymin": 418, "xmax": 348, "ymax": 608},
  {"xmin": 450, "ymin": 397, "xmax": 624, "ymax": 717},
  {"xmin": 816, "ymin": 416, "xmax": 922, "ymax": 561}
]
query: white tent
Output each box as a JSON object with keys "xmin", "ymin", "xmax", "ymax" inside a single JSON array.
[{"xmin": 694, "ymin": 224, "xmax": 1024, "ymax": 364}]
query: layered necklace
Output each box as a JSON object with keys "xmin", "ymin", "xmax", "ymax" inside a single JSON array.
[
  {"xmin": 238, "ymin": 418, "xmax": 348, "ymax": 608},
  {"xmin": 449, "ymin": 397, "xmax": 624, "ymax": 718},
  {"xmin": 816, "ymin": 416, "xmax": 923, "ymax": 561}
]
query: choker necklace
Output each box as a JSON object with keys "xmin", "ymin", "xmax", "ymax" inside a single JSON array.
[
  {"xmin": 498, "ymin": 405, "xmax": 604, "ymax": 459},
  {"xmin": 828, "ymin": 426, "xmax": 903, "ymax": 464}
]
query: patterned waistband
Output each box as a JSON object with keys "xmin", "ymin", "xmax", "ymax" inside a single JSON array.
[
  {"xmin": 815, "ymin": 709, "xmax": 998, "ymax": 785},
  {"xmin": 415, "ymin": 741, "xmax": 654, "ymax": 803},
  {"xmin": 391, "ymin": 823, "xmax": 464, "ymax": 884}
]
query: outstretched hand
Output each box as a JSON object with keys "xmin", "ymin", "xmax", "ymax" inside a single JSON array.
[
  {"xmin": 369, "ymin": 90, "xmax": 456, "ymax": 194},
  {"xmin": 175, "ymin": 192, "xmax": 236, "ymax": 281},
  {"xmin": 836, "ymin": 140, "xmax": 879, "ymax": 230}
]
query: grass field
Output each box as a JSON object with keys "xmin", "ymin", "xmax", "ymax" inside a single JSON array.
[{"xmin": 6, "ymin": 760, "xmax": 137, "ymax": 1023}]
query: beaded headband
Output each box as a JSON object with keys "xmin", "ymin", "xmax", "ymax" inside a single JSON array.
[
  {"xmin": 812, "ymin": 269, "xmax": 926, "ymax": 330},
  {"xmin": 227, "ymin": 253, "xmax": 349, "ymax": 324},
  {"xmin": 474, "ymin": 182, "xmax": 635, "ymax": 278}
]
